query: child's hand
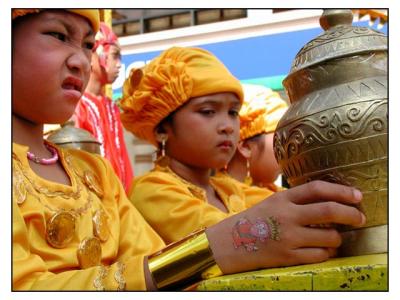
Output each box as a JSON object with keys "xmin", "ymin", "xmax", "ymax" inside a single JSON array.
[{"xmin": 206, "ymin": 180, "xmax": 365, "ymax": 274}]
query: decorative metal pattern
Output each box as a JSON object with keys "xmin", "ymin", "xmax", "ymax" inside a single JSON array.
[{"xmin": 273, "ymin": 9, "xmax": 388, "ymax": 245}]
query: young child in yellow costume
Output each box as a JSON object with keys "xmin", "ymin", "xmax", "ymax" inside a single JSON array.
[
  {"xmin": 120, "ymin": 46, "xmax": 365, "ymax": 246},
  {"xmin": 13, "ymin": 9, "xmax": 366, "ymax": 291},
  {"xmin": 226, "ymin": 83, "xmax": 289, "ymax": 198},
  {"xmin": 120, "ymin": 47, "xmax": 274, "ymax": 244},
  {"xmin": 12, "ymin": 9, "xmax": 165, "ymax": 290}
]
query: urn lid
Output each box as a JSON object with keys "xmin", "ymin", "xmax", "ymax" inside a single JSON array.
[
  {"xmin": 287, "ymin": 9, "xmax": 387, "ymax": 75},
  {"xmin": 46, "ymin": 124, "xmax": 101, "ymax": 145}
]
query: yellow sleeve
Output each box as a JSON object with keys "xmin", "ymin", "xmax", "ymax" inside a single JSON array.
[
  {"xmin": 129, "ymin": 171, "xmax": 229, "ymax": 244},
  {"xmin": 13, "ymin": 148, "xmax": 165, "ymax": 290}
]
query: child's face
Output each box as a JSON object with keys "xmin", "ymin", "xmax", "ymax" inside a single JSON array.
[
  {"xmin": 91, "ymin": 44, "xmax": 121, "ymax": 85},
  {"xmin": 104, "ymin": 44, "xmax": 122, "ymax": 84},
  {"xmin": 250, "ymin": 133, "xmax": 281, "ymax": 184},
  {"xmin": 164, "ymin": 92, "xmax": 241, "ymax": 170},
  {"xmin": 12, "ymin": 10, "xmax": 96, "ymax": 124}
]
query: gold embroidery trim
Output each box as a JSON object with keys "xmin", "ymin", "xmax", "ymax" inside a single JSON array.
[
  {"xmin": 93, "ymin": 265, "xmax": 108, "ymax": 291},
  {"xmin": 13, "ymin": 153, "xmax": 82, "ymax": 199},
  {"xmin": 155, "ymin": 164, "xmax": 207, "ymax": 201},
  {"xmin": 13, "ymin": 154, "xmax": 93, "ymax": 215},
  {"xmin": 114, "ymin": 261, "xmax": 126, "ymax": 291},
  {"xmin": 156, "ymin": 164, "xmax": 228, "ymax": 209},
  {"xmin": 92, "ymin": 262, "xmax": 126, "ymax": 291},
  {"xmin": 13, "ymin": 167, "xmax": 27, "ymax": 204},
  {"xmin": 65, "ymin": 155, "xmax": 104, "ymax": 199}
]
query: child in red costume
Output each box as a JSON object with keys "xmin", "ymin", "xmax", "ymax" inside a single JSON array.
[{"xmin": 74, "ymin": 22, "xmax": 133, "ymax": 191}]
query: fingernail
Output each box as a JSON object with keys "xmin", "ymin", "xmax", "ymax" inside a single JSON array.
[
  {"xmin": 353, "ymin": 189, "xmax": 363, "ymax": 202},
  {"xmin": 360, "ymin": 213, "xmax": 366, "ymax": 225}
]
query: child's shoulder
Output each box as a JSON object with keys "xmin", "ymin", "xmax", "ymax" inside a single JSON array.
[{"xmin": 132, "ymin": 166, "xmax": 186, "ymax": 187}]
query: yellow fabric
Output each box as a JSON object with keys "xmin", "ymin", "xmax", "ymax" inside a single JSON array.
[
  {"xmin": 13, "ymin": 143, "xmax": 165, "ymax": 290},
  {"xmin": 12, "ymin": 9, "xmax": 100, "ymax": 32},
  {"xmin": 215, "ymin": 171, "xmax": 275, "ymax": 208},
  {"xmin": 240, "ymin": 84, "xmax": 288, "ymax": 140},
  {"xmin": 128, "ymin": 166, "xmax": 273, "ymax": 245},
  {"xmin": 120, "ymin": 46, "xmax": 244, "ymax": 146}
]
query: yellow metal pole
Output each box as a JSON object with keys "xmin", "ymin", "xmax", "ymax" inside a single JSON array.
[{"xmin": 99, "ymin": 9, "xmax": 114, "ymax": 100}]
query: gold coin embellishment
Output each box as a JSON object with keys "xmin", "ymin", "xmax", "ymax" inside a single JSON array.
[
  {"xmin": 93, "ymin": 209, "xmax": 109, "ymax": 242},
  {"xmin": 46, "ymin": 211, "xmax": 76, "ymax": 248},
  {"xmin": 83, "ymin": 171, "xmax": 104, "ymax": 198},
  {"xmin": 77, "ymin": 237, "xmax": 102, "ymax": 269}
]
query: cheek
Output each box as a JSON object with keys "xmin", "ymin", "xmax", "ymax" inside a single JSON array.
[
  {"xmin": 170, "ymin": 118, "xmax": 214, "ymax": 156},
  {"xmin": 13, "ymin": 53, "xmax": 57, "ymax": 105}
]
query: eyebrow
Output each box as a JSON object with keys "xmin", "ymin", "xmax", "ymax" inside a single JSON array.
[
  {"xmin": 45, "ymin": 16, "xmax": 94, "ymax": 37},
  {"xmin": 192, "ymin": 98, "xmax": 241, "ymax": 109}
]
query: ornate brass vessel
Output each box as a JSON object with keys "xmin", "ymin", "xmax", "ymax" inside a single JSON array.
[
  {"xmin": 273, "ymin": 10, "xmax": 387, "ymax": 256},
  {"xmin": 46, "ymin": 124, "xmax": 102, "ymax": 155}
]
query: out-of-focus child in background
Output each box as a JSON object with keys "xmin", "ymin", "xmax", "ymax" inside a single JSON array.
[{"xmin": 226, "ymin": 83, "xmax": 288, "ymax": 192}]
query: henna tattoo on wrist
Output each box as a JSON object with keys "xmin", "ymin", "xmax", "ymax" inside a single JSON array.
[{"xmin": 232, "ymin": 216, "xmax": 280, "ymax": 252}]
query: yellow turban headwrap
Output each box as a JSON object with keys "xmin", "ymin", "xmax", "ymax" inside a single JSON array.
[
  {"xmin": 120, "ymin": 46, "xmax": 244, "ymax": 146},
  {"xmin": 12, "ymin": 9, "xmax": 100, "ymax": 32},
  {"xmin": 239, "ymin": 84, "xmax": 288, "ymax": 140}
]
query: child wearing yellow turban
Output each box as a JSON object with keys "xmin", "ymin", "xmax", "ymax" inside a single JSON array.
[
  {"xmin": 120, "ymin": 46, "xmax": 261, "ymax": 244},
  {"xmin": 225, "ymin": 83, "xmax": 288, "ymax": 195},
  {"xmin": 119, "ymin": 47, "xmax": 354, "ymax": 248}
]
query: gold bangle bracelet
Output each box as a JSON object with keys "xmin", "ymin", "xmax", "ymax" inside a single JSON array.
[{"xmin": 148, "ymin": 229, "xmax": 217, "ymax": 290}]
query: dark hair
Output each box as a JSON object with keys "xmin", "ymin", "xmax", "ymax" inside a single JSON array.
[
  {"xmin": 157, "ymin": 111, "xmax": 175, "ymax": 133},
  {"xmin": 246, "ymin": 133, "xmax": 266, "ymax": 152}
]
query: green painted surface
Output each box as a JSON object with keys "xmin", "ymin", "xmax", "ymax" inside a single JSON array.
[
  {"xmin": 196, "ymin": 254, "xmax": 387, "ymax": 291},
  {"xmin": 112, "ymin": 92, "xmax": 123, "ymax": 101},
  {"xmin": 240, "ymin": 74, "xmax": 286, "ymax": 91}
]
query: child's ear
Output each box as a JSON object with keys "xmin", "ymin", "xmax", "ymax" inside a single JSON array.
[{"xmin": 237, "ymin": 140, "xmax": 251, "ymax": 159}]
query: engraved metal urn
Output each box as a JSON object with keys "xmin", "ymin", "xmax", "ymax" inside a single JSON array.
[
  {"xmin": 273, "ymin": 9, "xmax": 387, "ymax": 256},
  {"xmin": 46, "ymin": 124, "xmax": 102, "ymax": 155}
]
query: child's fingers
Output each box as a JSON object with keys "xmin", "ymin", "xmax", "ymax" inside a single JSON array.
[
  {"xmin": 327, "ymin": 247, "xmax": 337, "ymax": 258},
  {"xmin": 290, "ymin": 247, "xmax": 332, "ymax": 265},
  {"xmin": 284, "ymin": 180, "xmax": 362, "ymax": 205},
  {"xmin": 296, "ymin": 201, "xmax": 366, "ymax": 227},
  {"xmin": 289, "ymin": 227, "xmax": 342, "ymax": 248}
]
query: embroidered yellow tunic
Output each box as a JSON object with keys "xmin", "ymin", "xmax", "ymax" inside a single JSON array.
[
  {"xmin": 13, "ymin": 143, "xmax": 165, "ymax": 290},
  {"xmin": 129, "ymin": 165, "xmax": 274, "ymax": 245}
]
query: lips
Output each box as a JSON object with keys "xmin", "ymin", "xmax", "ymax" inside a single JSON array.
[
  {"xmin": 218, "ymin": 140, "xmax": 234, "ymax": 148},
  {"xmin": 62, "ymin": 76, "xmax": 83, "ymax": 93}
]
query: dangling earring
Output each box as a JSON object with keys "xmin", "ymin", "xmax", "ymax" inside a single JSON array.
[
  {"xmin": 155, "ymin": 134, "xmax": 170, "ymax": 168},
  {"xmin": 244, "ymin": 158, "xmax": 253, "ymax": 186}
]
